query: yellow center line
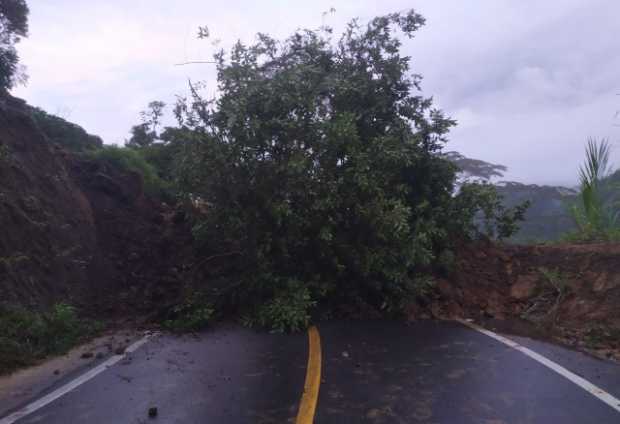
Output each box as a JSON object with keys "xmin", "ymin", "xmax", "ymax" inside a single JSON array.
[{"xmin": 296, "ymin": 325, "xmax": 322, "ymax": 424}]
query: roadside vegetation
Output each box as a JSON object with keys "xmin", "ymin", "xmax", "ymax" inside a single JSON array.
[
  {"xmin": 162, "ymin": 290, "xmax": 214, "ymax": 333},
  {"xmin": 86, "ymin": 146, "xmax": 172, "ymax": 199},
  {"xmin": 564, "ymin": 138, "xmax": 620, "ymax": 242},
  {"xmin": 30, "ymin": 106, "xmax": 103, "ymax": 151},
  {"xmin": 0, "ymin": 303, "xmax": 102, "ymax": 374}
]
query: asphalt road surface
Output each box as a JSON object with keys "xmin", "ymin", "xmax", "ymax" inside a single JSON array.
[{"xmin": 1, "ymin": 320, "xmax": 619, "ymax": 423}]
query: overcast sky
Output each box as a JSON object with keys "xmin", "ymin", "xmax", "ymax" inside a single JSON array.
[{"xmin": 11, "ymin": 0, "xmax": 620, "ymax": 186}]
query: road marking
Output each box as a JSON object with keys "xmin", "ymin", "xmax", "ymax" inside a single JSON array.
[
  {"xmin": 458, "ymin": 319, "xmax": 620, "ymax": 413},
  {"xmin": 0, "ymin": 333, "xmax": 154, "ymax": 424},
  {"xmin": 296, "ymin": 326, "xmax": 322, "ymax": 424}
]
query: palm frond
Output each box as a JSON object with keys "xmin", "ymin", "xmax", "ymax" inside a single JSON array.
[
  {"xmin": 570, "ymin": 137, "xmax": 618, "ymax": 240},
  {"xmin": 578, "ymin": 137, "xmax": 611, "ymax": 188}
]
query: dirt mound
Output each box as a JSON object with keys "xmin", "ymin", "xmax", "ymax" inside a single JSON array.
[
  {"xmin": 0, "ymin": 94, "xmax": 192, "ymax": 315},
  {"xmin": 66, "ymin": 154, "xmax": 195, "ymax": 315},
  {"xmin": 424, "ymin": 240, "xmax": 620, "ymax": 360}
]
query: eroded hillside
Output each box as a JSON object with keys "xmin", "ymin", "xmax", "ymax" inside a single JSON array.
[{"xmin": 0, "ymin": 94, "xmax": 191, "ymax": 314}]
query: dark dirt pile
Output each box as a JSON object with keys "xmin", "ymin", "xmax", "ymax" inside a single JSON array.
[
  {"xmin": 419, "ymin": 240, "xmax": 620, "ymax": 360},
  {"xmin": 0, "ymin": 95, "xmax": 193, "ymax": 316}
]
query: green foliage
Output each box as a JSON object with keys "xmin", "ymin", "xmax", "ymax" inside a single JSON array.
[
  {"xmin": 163, "ymin": 291, "xmax": 214, "ymax": 332},
  {"xmin": 88, "ymin": 146, "xmax": 172, "ymax": 199},
  {"xmin": 126, "ymin": 101, "xmax": 166, "ymax": 148},
  {"xmin": 0, "ymin": 303, "xmax": 102, "ymax": 374},
  {"xmin": 449, "ymin": 183, "xmax": 530, "ymax": 241},
  {"xmin": 584, "ymin": 326, "xmax": 620, "ymax": 349},
  {"xmin": 172, "ymin": 11, "xmax": 452, "ymax": 329},
  {"xmin": 252, "ymin": 279, "xmax": 316, "ymax": 333},
  {"xmin": 122, "ymin": 102, "xmax": 186, "ymax": 196},
  {"xmin": 411, "ymin": 275, "xmax": 436, "ymax": 300},
  {"xmin": 165, "ymin": 10, "xmax": 530, "ymax": 331},
  {"xmin": 566, "ymin": 138, "xmax": 620, "ymax": 241},
  {"xmin": 30, "ymin": 107, "xmax": 103, "ymax": 152},
  {"xmin": 436, "ymin": 249, "xmax": 456, "ymax": 275},
  {"xmin": 0, "ymin": 143, "xmax": 11, "ymax": 163},
  {"xmin": 0, "ymin": 0, "xmax": 29, "ymax": 90},
  {"xmin": 129, "ymin": 127, "xmax": 191, "ymax": 182}
]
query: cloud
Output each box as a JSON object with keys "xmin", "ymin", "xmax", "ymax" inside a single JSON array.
[
  {"xmin": 11, "ymin": 0, "xmax": 620, "ymax": 185},
  {"xmin": 410, "ymin": 0, "xmax": 620, "ymax": 185}
]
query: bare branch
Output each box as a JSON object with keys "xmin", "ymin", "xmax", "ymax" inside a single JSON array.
[{"xmin": 175, "ymin": 61, "xmax": 217, "ymax": 66}]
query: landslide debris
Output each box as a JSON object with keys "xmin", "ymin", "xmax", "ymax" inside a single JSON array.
[
  {"xmin": 421, "ymin": 240, "xmax": 620, "ymax": 360},
  {"xmin": 0, "ymin": 94, "xmax": 193, "ymax": 315}
]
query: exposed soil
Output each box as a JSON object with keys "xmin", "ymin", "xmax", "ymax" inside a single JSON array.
[
  {"xmin": 65, "ymin": 155, "xmax": 195, "ymax": 316},
  {"xmin": 418, "ymin": 240, "xmax": 620, "ymax": 361},
  {"xmin": 0, "ymin": 94, "xmax": 194, "ymax": 317}
]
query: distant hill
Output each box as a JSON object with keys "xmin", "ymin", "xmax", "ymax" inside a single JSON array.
[
  {"xmin": 494, "ymin": 182, "xmax": 577, "ymax": 243},
  {"xmin": 444, "ymin": 151, "xmax": 580, "ymax": 243},
  {"xmin": 445, "ymin": 151, "xmax": 620, "ymax": 243}
]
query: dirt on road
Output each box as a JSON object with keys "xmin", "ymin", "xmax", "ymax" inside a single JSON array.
[{"xmin": 420, "ymin": 240, "xmax": 620, "ymax": 360}]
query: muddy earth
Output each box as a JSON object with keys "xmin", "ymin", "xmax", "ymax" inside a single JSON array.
[
  {"xmin": 0, "ymin": 94, "xmax": 194, "ymax": 316},
  {"xmin": 421, "ymin": 240, "xmax": 620, "ymax": 360}
]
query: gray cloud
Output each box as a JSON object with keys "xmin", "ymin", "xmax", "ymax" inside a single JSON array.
[{"xmin": 12, "ymin": 0, "xmax": 620, "ymax": 186}]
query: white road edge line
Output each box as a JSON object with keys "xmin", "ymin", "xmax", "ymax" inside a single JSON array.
[
  {"xmin": 0, "ymin": 332, "xmax": 155, "ymax": 424},
  {"xmin": 457, "ymin": 319, "xmax": 620, "ymax": 413}
]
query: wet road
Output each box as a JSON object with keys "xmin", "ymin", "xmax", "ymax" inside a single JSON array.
[{"xmin": 1, "ymin": 321, "xmax": 619, "ymax": 423}]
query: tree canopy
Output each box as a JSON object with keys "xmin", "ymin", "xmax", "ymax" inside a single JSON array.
[
  {"xmin": 146, "ymin": 10, "xmax": 525, "ymax": 331},
  {"xmin": 0, "ymin": 0, "xmax": 29, "ymax": 91},
  {"xmin": 112, "ymin": 10, "xmax": 528, "ymax": 331}
]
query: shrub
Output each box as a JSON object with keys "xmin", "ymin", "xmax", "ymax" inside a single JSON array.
[
  {"xmin": 169, "ymin": 10, "xmax": 527, "ymax": 331},
  {"xmin": 254, "ymin": 279, "xmax": 316, "ymax": 333},
  {"xmin": 565, "ymin": 138, "xmax": 620, "ymax": 242},
  {"xmin": 88, "ymin": 146, "xmax": 172, "ymax": 199},
  {"xmin": 30, "ymin": 107, "xmax": 103, "ymax": 152},
  {"xmin": 0, "ymin": 303, "xmax": 102, "ymax": 374},
  {"xmin": 163, "ymin": 291, "xmax": 214, "ymax": 332},
  {"xmin": 448, "ymin": 182, "xmax": 530, "ymax": 241}
]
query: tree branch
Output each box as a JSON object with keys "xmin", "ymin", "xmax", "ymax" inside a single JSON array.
[{"xmin": 175, "ymin": 61, "xmax": 217, "ymax": 66}]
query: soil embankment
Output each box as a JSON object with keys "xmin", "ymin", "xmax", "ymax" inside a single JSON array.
[
  {"xmin": 424, "ymin": 240, "xmax": 620, "ymax": 360},
  {"xmin": 0, "ymin": 95, "xmax": 192, "ymax": 315}
]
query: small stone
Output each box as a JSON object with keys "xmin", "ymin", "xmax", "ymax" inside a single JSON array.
[
  {"xmin": 148, "ymin": 407, "xmax": 158, "ymax": 418},
  {"xmin": 53, "ymin": 369, "xmax": 60, "ymax": 375},
  {"xmin": 342, "ymin": 351, "xmax": 349, "ymax": 358}
]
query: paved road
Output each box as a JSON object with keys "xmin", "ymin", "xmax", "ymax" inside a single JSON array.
[{"xmin": 1, "ymin": 321, "xmax": 619, "ymax": 423}]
